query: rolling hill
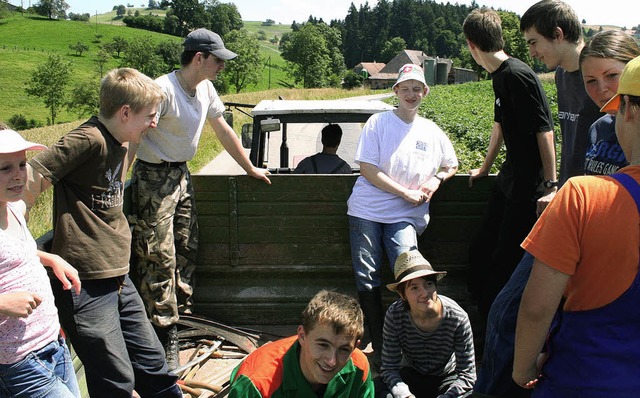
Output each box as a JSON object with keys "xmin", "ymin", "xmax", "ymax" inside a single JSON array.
[{"xmin": 0, "ymin": 11, "xmax": 293, "ymax": 124}]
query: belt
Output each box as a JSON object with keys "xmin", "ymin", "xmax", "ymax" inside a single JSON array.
[{"xmin": 137, "ymin": 159, "xmax": 186, "ymax": 168}]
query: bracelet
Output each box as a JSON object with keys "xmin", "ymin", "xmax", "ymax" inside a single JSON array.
[{"xmin": 435, "ymin": 175, "xmax": 444, "ymax": 183}]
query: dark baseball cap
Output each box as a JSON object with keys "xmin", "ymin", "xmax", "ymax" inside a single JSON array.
[{"xmin": 182, "ymin": 28, "xmax": 237, "ymax": 60}]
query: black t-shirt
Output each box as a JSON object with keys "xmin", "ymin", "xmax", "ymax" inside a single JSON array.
[
  {"xmin": 491, "ymin": 57, "xmax": 555, "ymax": 200},
  {"xmin": 555, "ymin": 67, "xmax": 603, "ymax": 185}
]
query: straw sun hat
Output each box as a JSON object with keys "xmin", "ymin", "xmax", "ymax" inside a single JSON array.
[{"xmin": 386, "ymin": 249, "xmax": 446, "ymax": 292}]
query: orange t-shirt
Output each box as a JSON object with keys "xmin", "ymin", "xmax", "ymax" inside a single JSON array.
[{"xmin": 522, "ymin": 166, "xmax": 640, "ymax": 311}]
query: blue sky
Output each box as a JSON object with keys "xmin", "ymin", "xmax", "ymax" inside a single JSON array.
[{"xmin": 58, "ymin": 0, "xmax": 637, "ymax": 28}]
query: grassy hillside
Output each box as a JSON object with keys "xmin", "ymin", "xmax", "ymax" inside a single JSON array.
[
  {"xmin": 0, "ymin": 13, "xmax": 297, "ymax": 124},
  {"xmin": 0, "ymin": 13, "xmax": 181, "ymax": 123},
  {"xmin": 93, "ymin": 6, "xmax": 168, "ymax": 25}
]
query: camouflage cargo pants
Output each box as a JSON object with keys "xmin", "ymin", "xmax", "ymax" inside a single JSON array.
[{"xmin": 130, "ymin": 161, "xmax": 198, "ymax": 327}]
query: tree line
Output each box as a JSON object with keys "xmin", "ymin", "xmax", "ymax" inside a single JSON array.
[
  {"xmin": 122, "ymin": 0, "xmax": 243, "ymax": 38},
  {"xmin": 119, "ymin": 0, "xmax": 541, "ymax": 84},
  {"xmin": 14, "ymin": 0, "xmax": 615, "ymax": 127}
]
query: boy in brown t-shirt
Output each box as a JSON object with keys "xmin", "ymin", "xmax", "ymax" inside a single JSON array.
[{"xmin": 25, "ymin": 68, "xmax": 182, "ymax": 398}]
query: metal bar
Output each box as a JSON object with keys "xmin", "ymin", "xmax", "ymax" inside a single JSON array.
[
  {"xmin": 228, "ymin": 177, "xmax": 239, "ymax": 266},
  {"xmin": 173, "ymin": 340, "xmax": 222, "ymax": 377},
  {"xmin": 280, "ymin": 123, "xmax": 289, "ymax": 168}
]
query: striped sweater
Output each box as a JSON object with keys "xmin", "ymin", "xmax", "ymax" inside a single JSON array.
[{"xmin": 381, "ymin": 295, "xmax": 476, "ymax": 398}]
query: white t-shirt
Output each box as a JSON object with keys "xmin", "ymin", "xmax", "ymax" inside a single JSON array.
[
  {"xmin": 136, "ymin": 71, "xmax": 226, "ymax": 163},
  {"xmin": 347, "ymin": 111, "xmax": 458, "ymax": 234}
]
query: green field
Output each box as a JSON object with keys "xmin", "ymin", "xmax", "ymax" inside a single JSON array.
[
  {"xmin": 0, "ymin": 12, "xmax": 296, "ymax": 123},
  {"xmin": 92, "ymin": 6, "xmax": 168, "ymax": 25},
  {"xmin": 0, "ymin": 13, "xmax": 182, "ymax": 123}
]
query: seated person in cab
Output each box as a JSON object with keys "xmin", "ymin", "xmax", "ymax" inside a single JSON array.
[{"xmin": 293, "ymin": 124, "xmax": 352, "ymax": 174}]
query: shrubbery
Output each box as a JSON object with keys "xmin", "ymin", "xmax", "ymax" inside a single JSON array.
[
  {"xmin": 8, "ymin": 114, "xmax": 42, "ymax": 130},
  {"xmin": 419, "ymin": 80, "xmax": 559, "ymax": 172}
]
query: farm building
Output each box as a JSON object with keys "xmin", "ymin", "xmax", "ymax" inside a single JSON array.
[{"xmin": 362, "ymin": 49, "xmax": 478, "ymax": 89}]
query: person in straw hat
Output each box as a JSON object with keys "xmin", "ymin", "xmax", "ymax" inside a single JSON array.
[
  {"xmin": 514, "ymin": 54, "xmax": 640, "ymax": 396},
  {"xmin": 347, "ymin": 63, "xmax": 458, "ymax": 370},
  {"xmin": 379, "ymin": 249, "xmax": 475, "ymax": 398}
]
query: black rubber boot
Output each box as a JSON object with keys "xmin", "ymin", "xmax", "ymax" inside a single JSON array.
[
  {"xmin": 358, "ymin": 288, "xmax": 384, "ymax": 370},
  {"xmin": 155, "ymin": 324, "xmax": 180, "ymax": 371}
]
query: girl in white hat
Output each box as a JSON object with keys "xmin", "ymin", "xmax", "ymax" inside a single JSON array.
[{"xmin": 0, "ymin": 126, "xmax": 81, "ymax": 397}]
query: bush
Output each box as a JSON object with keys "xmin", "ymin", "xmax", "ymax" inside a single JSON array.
[
  {"xmin": 342, "ymin": 71, "xmax": 364, "ymax": 89},
  {"xmin": 8, "ymin": 114, "xmax": 41, "ymax": 130}
]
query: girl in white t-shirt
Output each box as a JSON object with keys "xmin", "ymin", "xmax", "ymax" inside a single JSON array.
[{"xmin": 347, "ymin": 64, "xmax": 458, "ymax": 368}]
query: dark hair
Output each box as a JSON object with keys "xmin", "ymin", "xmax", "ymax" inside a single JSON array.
[
  {"xmin": 520, "ymin": 0, "xmax": 582, "ymax": 44},
  {"xmin": 180, "ymin": 50, "xmax": 213, "ymax": 67},
  {"xmin": 397, "ymin": 275, "xmax": 438, "ymax": 311},
  {"xmin": 321, "ymin": 124, "xmax": 343, "ymax": 148},
  {"xmin": 620, "ymin": 95, "xmax": 640, "ymax": 114},
  {"xmin": 579, "ymin": 30, "xmax": 640, "ymax": 67},
  {"xmin": 463, "ymin": 8, "xmax": 504, "ymax": 52},
  {"xmin": 301, "ymin": 290, "xmax": 364, "ymax": 341}
]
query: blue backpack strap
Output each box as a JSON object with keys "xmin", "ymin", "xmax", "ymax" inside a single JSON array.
[{"xmin": 610, "ymin": 173, "xmax": 640, "ymax": 214}]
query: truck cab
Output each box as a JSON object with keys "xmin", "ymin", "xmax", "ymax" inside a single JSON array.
[{"xmin": 241, "ymin": 99, "xmax": 395, "ymax": 172}]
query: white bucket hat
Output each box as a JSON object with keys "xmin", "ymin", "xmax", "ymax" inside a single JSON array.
[
  {"xmin": 392, "ymin": 63, "xmax": 429, "ymax": 93},
  {"xmin": 1, "ymin": 129, "xmax": 47, "ymax": 153}
]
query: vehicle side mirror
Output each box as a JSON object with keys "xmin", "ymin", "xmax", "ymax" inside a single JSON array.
[
  {"xmin": 223, "ymin": 110, "xmax": 233, "ymax": 129},
  {"xmin": 241, "ymin": 123, "xmax": 253, "ymax": 148},
  {"xmin": 260, "ymin": 118, "xmax": 281, "ymax": 132}
]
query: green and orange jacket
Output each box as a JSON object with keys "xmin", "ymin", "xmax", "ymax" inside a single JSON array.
[{"xmin": 228, "ymin": 335, "xmax": 374, "ymax": 397}]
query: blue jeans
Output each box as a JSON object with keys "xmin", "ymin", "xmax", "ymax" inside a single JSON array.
[
  {"xmin": 474, "ymin": 252, "xmax": 534, "ymax": 397},
  {"xmin": 0, "ymin": 338, "xmax": 80, "ymax": 398},
  {"xmin": 349, "ymin": 216, "xmax": 418, "ymax": 291},
  {"xmin": 51, "ymin": 275, "xmax": 181, "ymax": 398}
]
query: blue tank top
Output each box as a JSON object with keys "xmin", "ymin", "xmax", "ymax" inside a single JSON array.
[{"xmin": 535, "ymin": 173, "xmax": 640, "ymax": 398}]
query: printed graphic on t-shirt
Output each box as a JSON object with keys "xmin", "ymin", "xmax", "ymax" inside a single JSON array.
[
  {"xmin": 585, "ymin": 140, "xmax": 627, "ymax": 176},
  {"xmin": 91, "ymin": 162, "xmax": 124, "ymax": 210},
  {"xmin": 559, "ymin": 111, "xmax": 579, "ymax": 122}
]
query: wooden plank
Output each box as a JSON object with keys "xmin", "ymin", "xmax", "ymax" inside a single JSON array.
[
  {"xmin": 237, "ymin": 202, "xmax": 348, "ymax": 216},
  {"xmin": 192, "ymin": 268, "xmax": 474, "ymax": 326},
  {"xmin": 194, "ymin": 202, "xmax": 231, "ymax": 216},
  {"xmin": 198, "ymin": 243, "xmax": 351, "ymax": 266}
]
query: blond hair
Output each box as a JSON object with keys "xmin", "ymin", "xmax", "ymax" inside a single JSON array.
[{"xmin": 99, "ymin": 68, "xmax": 165, "ymax": 119}]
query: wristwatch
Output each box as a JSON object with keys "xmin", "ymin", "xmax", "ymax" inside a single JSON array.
[{"xmin": 543, "ymin": 179, "xmax": 558, "ymax": 189}]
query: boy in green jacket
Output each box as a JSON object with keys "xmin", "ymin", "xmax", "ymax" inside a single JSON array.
[{"xmin": 229, "ymin": 290, "xmax": 374, "ymax": 397}]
